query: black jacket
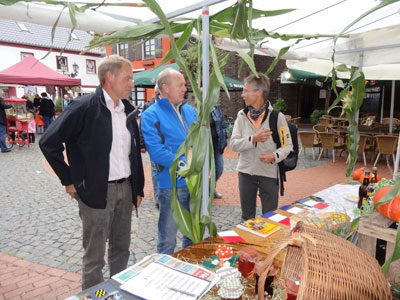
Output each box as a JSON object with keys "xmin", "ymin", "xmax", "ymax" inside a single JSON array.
[
  {"xmin": 0, "ymin": 97, "xmax": 12, "ymax": 126},
  {"xmin": 39, "ymin": 97, "xmax": 55, "ymax": 117},
  {"xmin": 39, "ymin": 86, "xmax": 145, "ymax": 209}
]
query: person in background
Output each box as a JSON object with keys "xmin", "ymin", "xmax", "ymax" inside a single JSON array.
[
  {"xmin": 141, "ymin": 69, "xmax": 197, "ymax": 254},
  {"xmin": 38, "ymin": 92, "xmax": 55, "ymax": 130},
  {"xmin": 0, "ymin": 89, "xmax": 12, "ymax": 153},
  {"xmin": 22, "ymin": 92, "xmax": 34, "ymax": 110},
  {"xmin": 33, "ymin": 94, "xmax": 41, "ymax": 109},
  {"xmin": 230, "ymin": 73, "xmax": 292, "ymax": 221},
  {"xmin": 141, "ymin": 84, "xmax": 161, "ymax": 209},
  {"xmin": 26, "ymin": 112, "xmax": 36, "ymax": 144},
  {"xmin": 210, "ymin": 105, "xmax": 228, "ymax": 198},
  {"xmin": 63, "ymin": 94, "xmax": 70, "ymax": 109},
  {"xmin": 35, "ymin": 113, "xmax": 45, "ymax": 134},
  {"xmin": 39, "ymin": 55, "xmax": 145, "ymax": 289}
]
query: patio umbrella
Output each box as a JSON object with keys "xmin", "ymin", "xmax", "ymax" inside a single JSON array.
[{"xmin": 133, "ymin": 63, "xmax": 243, "ymax": 90}]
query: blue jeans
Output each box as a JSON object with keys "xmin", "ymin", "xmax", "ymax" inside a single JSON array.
[
  {"xmin": 151, "ymin": 161, "xmax": 160, "ymax": 205},
  {"xmin": 42, "ymin": 115, "xmax": 53, "ymax": 130},
  {"xmin": 214, "ymin": 150, "xmax": 224, "ymax": 182},
  {"xmin": 0, "ymin": 124, "xmax": 8, "ymax": 152},
  {"xmin": 157, "ymin": 186, "xmax": 192, "ymax": 254}
]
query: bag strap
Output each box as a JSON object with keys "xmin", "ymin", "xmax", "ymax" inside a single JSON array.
[
  {"xmin": 269, "ymin": 109, "xmax": 281, "ymax": 148},
  {"xmin": 269, "ymin": 109, "xmax": 285, "ymax": 196}
]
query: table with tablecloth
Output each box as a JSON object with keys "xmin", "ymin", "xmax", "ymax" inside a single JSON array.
[{"xmin": 69, "ymin": 184, "xmax": 359, "ymax": 299}]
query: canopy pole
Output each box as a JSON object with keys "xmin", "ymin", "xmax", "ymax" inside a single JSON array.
[
  {"xmin": 390, "ymin": 81, "xmax": 395, "ymax": 134},
  {"xmin": 355, "ymin": 52, "xmax": 364, "ymax": 124},
  {"xmin": 391, "ymin": 81, "xmax": 399, "ymax": 179},
  {"xmin": 380, "ymin": 86, "xmax": 385, "ymax": 123},
  {"xmin": 201, "ymin": 5, "xmax": 210, "ymax": 239}
]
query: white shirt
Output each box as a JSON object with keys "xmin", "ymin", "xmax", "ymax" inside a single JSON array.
[{"xmin": 103, "ymin": 89, "xmax": 131, "ymax": 181}]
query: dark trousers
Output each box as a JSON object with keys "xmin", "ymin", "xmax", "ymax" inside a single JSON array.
[
  {"xmin": 238, "ymin": 172, "xmax": 279, "ymax": 221},
  {"xmin": 78, "ymin": 180, "xmax": 133, "ymax": 290}
]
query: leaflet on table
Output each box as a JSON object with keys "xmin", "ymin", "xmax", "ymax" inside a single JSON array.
[
  {"xmin": 120, "ymin": 260, "xmax": 213, "ymax": 300},
  {"xmin": 112, "ymin": 253, "xmax": 162, "ymax": 284},
  {"xmin": 262, "ymin": 211, "xmax": 290, "ymax": 226},
  {"xmin": 113, "ymin": 254, "xmax": 218, "ymax": 286},
  {"xmin": 295, "ymin": 198, "xmax": 329, "ymax": 210},
  {"xmin": 218, "ymin": 230, "xmax": 245, "ymax": 243},
  {"xmin": 278, "ymin": 204, "xmax": 304, "ymax": 215}
]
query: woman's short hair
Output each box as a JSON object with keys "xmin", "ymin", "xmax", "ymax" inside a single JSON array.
[
  {"xmin": 98, "ymin": 55, "xmax": 132, "ymax": 85},
  {"xmin": 244, "ymin": 73, "xmax": 271, "ymax": 99}
]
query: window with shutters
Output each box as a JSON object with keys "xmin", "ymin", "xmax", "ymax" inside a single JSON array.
[
  {"xmin": 144, "ymin": 39, "xmax": 156, "ymax": 59},
  {"xmin": 134, "ymin": 41, "xmax": 142, "ymax": 60},
  {"xmin": 111, "ymin": 44, "xmax": 117, "ymax": 55},
  {"xmin": 119, "ymin": 43, "xmax": 129, "ymax": 59},
  {"xmin": 131, "ymin": 87, "xmax": 146, "ymax": 108}
]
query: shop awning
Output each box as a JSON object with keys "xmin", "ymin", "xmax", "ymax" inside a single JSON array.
[{"xmin": 134, "ymin": 63, "xmax": 243, "ymax": 91}]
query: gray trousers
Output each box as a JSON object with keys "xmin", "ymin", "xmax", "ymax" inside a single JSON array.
[
  {"xmin": 78, "ymin": 180, "xmax": 132, "ymax": 289},
  {"xmin": 238, "ymin": 172, "xmax": 279, "ymax": 221}
]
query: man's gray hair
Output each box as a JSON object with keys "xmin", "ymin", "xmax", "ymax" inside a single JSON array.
[
  {"xmin": 244, "ymin": 72, "xmax": 271, "ymax": 99},
  {"xmin": 157, "ymin": 68, "xmax": 181, "ymax": 91},
  {"xmin": 98, "ymin": 55, "xmax": 132, "ymax": 86}
]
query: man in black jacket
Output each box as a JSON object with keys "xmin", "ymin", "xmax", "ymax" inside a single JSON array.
[
  {"xmin": 38, "ymin": 92, "xmax": 55, "ymax": 130},
  {"xmin": 0, "ymin": 90, "xmax": 12, "ymax": 153},
  {"xmin": 39, "ymin": 55, "xmax": 145, "ymax": 289}
]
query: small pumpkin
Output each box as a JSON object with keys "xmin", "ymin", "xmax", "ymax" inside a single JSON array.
[
  {"xmin": 373, "ymin": 186, "xmax": 400, "ymax": 222},
  {"xmin": 359, "ymin": 173, "xmax": 382, "ymax": 183},
  {"xmin": 352, "ymin": 168, "xmax": 365, "ymax": 181}
]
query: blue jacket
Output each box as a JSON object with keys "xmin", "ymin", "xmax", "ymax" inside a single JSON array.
[{"xmin": 141, "ymin": 98, "xmax": 197, "ymax": 189}]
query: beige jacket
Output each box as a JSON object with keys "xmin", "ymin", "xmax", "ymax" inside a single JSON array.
[{"xmin": 230, "ymin": 102, "xmax": 293, "ymax": 178}]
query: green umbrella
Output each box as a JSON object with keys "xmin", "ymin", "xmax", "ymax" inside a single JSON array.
[{"xmin": 133, "ymin": 63, "xmax": 243, "ymax": 91}]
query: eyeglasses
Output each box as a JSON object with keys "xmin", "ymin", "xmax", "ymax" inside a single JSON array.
[{"xmin": 242, "ymin": 88, "xmax": 259, "ymax": 94}]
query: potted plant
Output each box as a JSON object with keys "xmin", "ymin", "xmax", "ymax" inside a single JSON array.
[
  {"xmin": 272, "ymin": 98, "xmax": 287, "ymax": 113},
  {"xmin": 310, "ymin": 109, "xmax": 326, "ymax": 124}
]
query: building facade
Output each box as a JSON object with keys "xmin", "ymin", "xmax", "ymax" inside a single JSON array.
[{"xmin": 0, "ymin": 18, "xmax": 105, "ymax": 98}]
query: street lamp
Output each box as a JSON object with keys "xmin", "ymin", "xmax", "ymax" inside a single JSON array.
[
  {"xmin": 71, "ymin": 62, "xmax": 79, "ymax": 78},
  {"xmin": 61, "ymin": 62, "xmax": 79, "ymax": 77}
]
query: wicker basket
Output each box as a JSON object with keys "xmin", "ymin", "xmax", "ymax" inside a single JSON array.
[{"xmin": 257, "ymin": 221, "xmax": 391, "ymax": 300}]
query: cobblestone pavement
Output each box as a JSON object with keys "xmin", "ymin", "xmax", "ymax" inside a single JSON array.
[{"xmin": 0, "ymin": 134, "xmax": 330, "ymax": 280}]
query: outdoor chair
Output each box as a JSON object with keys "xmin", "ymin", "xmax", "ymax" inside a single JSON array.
[
  {"xmin": 373, "ymin": 135, "xmax": 398, "ymax": 174},
  {"xmin": 313, "ymin": 124, "xmax": 328, "ymax": 146},
  {"xmin": 347, "ymin": 134, "xmax": 374, "ymax": 167},
  {"xmin": 291, "ymin": 117, "xmax": 301, "ymax": 125},
  {"xmin": 318, "ymin": 132, "xmax": 345, "ymax": 163},
  {"xmin": 298, "ymin": 131, "xmax": 320, "ymax": 160}
]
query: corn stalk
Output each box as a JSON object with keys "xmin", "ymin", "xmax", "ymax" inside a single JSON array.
[{"xmin": 328, "ymin": 0, "xmax": 400, "ymax": 275}]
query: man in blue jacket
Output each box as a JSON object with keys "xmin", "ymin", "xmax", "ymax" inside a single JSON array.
[
  {"xmin": 39, "ymin": 55, "xmax": 145, "ymax": 289},
  {"xmin": 141, "ymin": 68, "xmax": 197, "ymax": 254}
]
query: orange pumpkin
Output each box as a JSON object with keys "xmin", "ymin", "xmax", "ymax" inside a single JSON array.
[
  {"xmin": 373, "ymin": 186, "xmax": 400, "ymax": 222},
  {"xmin": 359, "ymin": 173, "xmax": 382, "ymax": 183},
  {"xmin": 352, "ymin": 168, "xmax": 365, "ymax": 181}
]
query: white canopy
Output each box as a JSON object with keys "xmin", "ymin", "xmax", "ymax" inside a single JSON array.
[{"xmin": 286, "ymin": 24, "xmax": 400, "ymax": 80}]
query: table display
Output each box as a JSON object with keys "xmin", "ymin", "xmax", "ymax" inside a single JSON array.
[{"xmin": 68, "ymin": 183, "xmax": 393, "ymax": 300}]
